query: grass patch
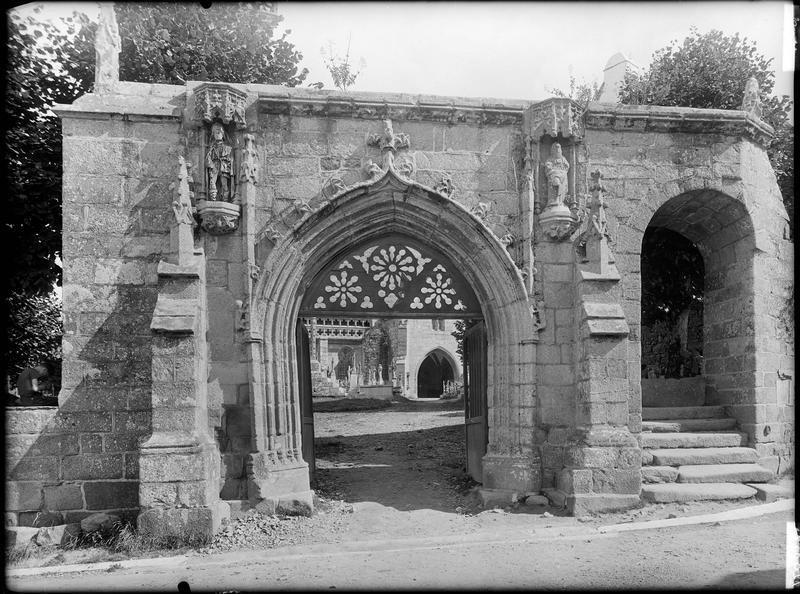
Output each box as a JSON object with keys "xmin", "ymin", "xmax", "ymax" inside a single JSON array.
[{"xmin": 77, "ymin": 520, "xmax": 212, "ymax": 554}]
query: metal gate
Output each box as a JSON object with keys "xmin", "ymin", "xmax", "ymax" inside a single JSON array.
[
  {"xmin": 464, "ymin": 320, "xmax": 488, "ymax": 482},
  {"xmin": 296, "ymin": 320, "xmax": 315, "ymax": 481}
]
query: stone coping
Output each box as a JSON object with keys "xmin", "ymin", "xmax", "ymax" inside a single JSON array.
[
  {"xmin": 585, "ymin": 102, "xmax": 774, "ymax": 145},
  {"xmin": 53, "ymin": 80, "xmax": 773, "ymax": 144},
  {"xmin": 53, "ymin": 81, "xmax": 186, "ymax": 120}
]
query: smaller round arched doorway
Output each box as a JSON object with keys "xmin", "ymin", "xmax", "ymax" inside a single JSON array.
[{"xmin": 417, "ymin": 349, "xmax": 456, "ymax": 399}]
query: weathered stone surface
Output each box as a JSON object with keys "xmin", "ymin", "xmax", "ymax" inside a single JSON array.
[
  {"xmin": 641, "ymin": 465, "xmax": 679, "ymax": 484},
  {"xmin": 677, "ymin": 463, "xmax": 774, "ymax": 484},
  {"xmin": 649, "ymin": 447, "xmax": 758, "ymax": 466},
  {"xmin": 642, "ymin": 418, "xmax": 737, "ymax": 432},
  {"xmin": 746, "ymin": 482, "xmax": 793, "ymax": 502},
  {"xmin": 80, "ymin": 512, "xmax": 121, "ymax": 534},
  {"xmin": 8, "ymin": 457, "xmax": 60, "ymax": 482},
  {"xmin": 84, "ymin": 481, "xmax": 139, "ymax": 510},
  {"xmin": 641, "ymin": 482, "xmax": 756, "ymax": 503},
  {"xmin": 477, "ymin": 488, "xmax": 515, "ymax": 508},
  {"xmin": 642, "ymin": 377, "xmax": 706, "ymax": 407},
  {"xmin": 43, "ymin": 484, "xmax": 84, "ymax": 511},
  {"xmin": 642, "ymin": 405, "xmax": 727, "ymax": 420},
  {"xmin": 640, "ymin": 432, "xmax": 747, "ymax": 449},
  {"xmin": 6, "ymin": 526, "xmax": 39, "ymax": 550},
  {"xmin": 519, "ymin": 494, "xmax": 546, "ymax": 507},
  {"xmin": 62, "ymin": 455, "xmax": 124, "ymax": 481},
  {"xmin": 34, "ymin": 523, "xmax": 81, "ymax": 547},
  {"xmin": 19, "ymin": 511, "xmax": 63, "ymax": 527},
  {"xmin": 6, "ymin": 482, "xmax": 43, "ymax": 512}
]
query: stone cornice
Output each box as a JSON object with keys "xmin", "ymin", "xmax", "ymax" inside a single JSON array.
[
  {"xmin": 256, "ymin": 87, "xmax": 530, "ymax": 126},
  {"xmin": 585, "ymin": 102, "xmax": 774, "ymax": 147}
]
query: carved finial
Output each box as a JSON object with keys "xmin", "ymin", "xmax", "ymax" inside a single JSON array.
[
  {"xmin": 240, "ymin": 133, "xmax": 259, "ymax": 185},
  {"xmin": 94, "ymin": 3, "xmax": 121, "ymax": 94},
  {"xmin": 741, "ymin": 76, "xmax": 762, "ymax": 118},
  {"xmin": 368, "ymin": 119, "xmax": 410, "ymax": 168},
  {"xmin": 588, "ymin": 170, "xmax": 609, "ymax": 239},
  {"xmin": 172, "ymin": 156, "xmax": 195, "ymax": 226}
]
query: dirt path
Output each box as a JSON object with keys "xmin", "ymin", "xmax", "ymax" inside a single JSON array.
[{"xmin": 312, "ymin": 397, "xmax": 473, "ymax": 514}]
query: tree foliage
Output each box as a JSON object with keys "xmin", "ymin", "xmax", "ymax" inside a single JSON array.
[
  {"xmin": 6, "ymin": 10, "xmax": 90, "ymax": 296},
  {"xmin": 6, "ymin": 291, "xmax": 63, "ymax": 394},
  {"xmin": 641, "ymin": 227, "xmax": 705, "ymax": 378},
  {"xmin": 640, "ymin": 227, "xmax": 704, "ymax": 325},
  {"xmin": 5, "ymin": 4, "xmax": 310, "ymax": 387},
  {"xmin": 618, "ymin": 28, "xmax": 794, "ymax": 235},
  {"xmin": 62, "ymin": 3, "xmax": 309, "ymax": 87}
]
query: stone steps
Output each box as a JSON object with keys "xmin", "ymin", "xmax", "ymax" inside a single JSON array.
[
  {"xmin": 638, "ymin": 396, "xmax": 774, "ymax": 504},
  {"xmin": 676, "ymin": 463, "xmax": 774, "ymax": 484},
  {"xmin": 641, "ymin": 482, "xmax": 757, "ymax": 503},
  {"xmin": 640, "ymin": 431, "xmax": 748, "ymax": 449},
  {"xmin": 647, "ymin": 447, "xmax": 759, "ymax": 466},
  {"xmin": 642, "ymin": 417, "xmax": 737, "ymax": 432},
  {"xmin": 642, "ymin": 462, "xmax": 774, "ymax": 485},
  {"xmin": 642, "ymin": 405, "xmax": 726, "ymax": 420}
]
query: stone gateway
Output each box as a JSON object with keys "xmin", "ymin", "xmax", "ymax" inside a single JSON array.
[{"xmin": 5, "ymin": 46, "xmax": 793, "ymax": 540}]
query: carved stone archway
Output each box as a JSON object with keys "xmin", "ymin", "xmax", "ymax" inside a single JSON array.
[
  {"xmin": 245, "ymin": 168, "xmax": 540, "ymax": 511},
  {"xmin": 415, "ymin": 347, "xmax": 459, "ymax": 399}
]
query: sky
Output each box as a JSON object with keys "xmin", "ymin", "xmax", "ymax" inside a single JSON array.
[{"xmin": 11, "ymin": 1, "xmax": 796, "ymax": 103}]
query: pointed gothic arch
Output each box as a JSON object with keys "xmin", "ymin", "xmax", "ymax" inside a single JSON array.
[{"xmin": 245, "ymin": 168, "xmax": 540, "ymax": 507}]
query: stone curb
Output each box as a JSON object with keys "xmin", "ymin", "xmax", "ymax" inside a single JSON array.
[
  {"xmin": 597, "ymin": 497, "xmax": 794, "ymax": 533},
  {"xmin": 7, "ymin": 498, "xmax": 794, "ymax": 578}
]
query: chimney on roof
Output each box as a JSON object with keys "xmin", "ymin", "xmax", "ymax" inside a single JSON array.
[{"xmin": 598, "ymin": 52, "xmax": 640, "ymax": 104}]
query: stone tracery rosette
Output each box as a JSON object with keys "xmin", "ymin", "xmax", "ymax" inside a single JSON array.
[{"xmin": 299, "ymin": 235, "xmax": 481, "ymax": 317}]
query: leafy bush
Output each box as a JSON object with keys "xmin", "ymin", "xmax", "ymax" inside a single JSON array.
[{"xmin": 5, "ymin": 291, "xmax": 62, "ymax": 395}]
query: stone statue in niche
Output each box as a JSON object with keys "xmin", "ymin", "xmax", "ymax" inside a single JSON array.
[
  {"xmin": 544, "ymin": 142, "xmax": 569, "ymax": 208},
  {"xmin": 206, "ymin": 122, "xmax": 234, "ymax": 201}
]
